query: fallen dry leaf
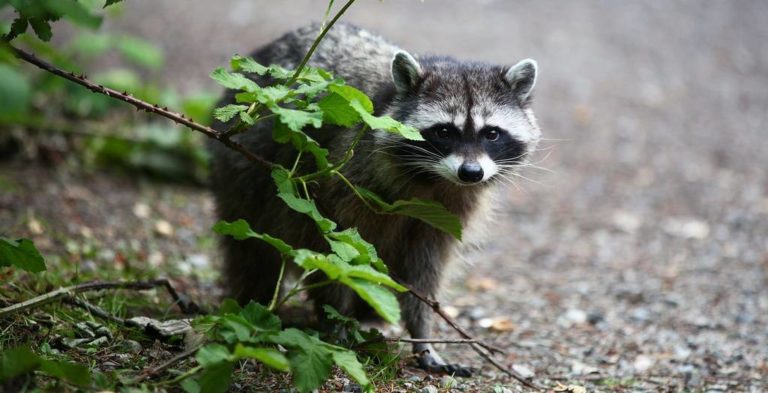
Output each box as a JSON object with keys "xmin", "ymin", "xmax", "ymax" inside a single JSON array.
[{"xmin": 553, "ymin": 382, "xmax": 587, "ymax": 393}]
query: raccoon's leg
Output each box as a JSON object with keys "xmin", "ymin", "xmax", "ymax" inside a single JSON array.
[
  {"xmin": 399, "ymin": 262, "xmax": 475, "ymax": 377},
  {"xmin": 222, "ymin": 236, "xmax": 282, "ymax": 305}
]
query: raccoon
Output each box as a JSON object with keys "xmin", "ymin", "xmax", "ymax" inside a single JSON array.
[{"xmin": 208, "ymin": 23, "xmax": 541, "ymax": 375}]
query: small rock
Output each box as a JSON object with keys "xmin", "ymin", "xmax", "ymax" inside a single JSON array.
[
  {"xmin": 123, "ymin": 340, "xmax": 143, "ymax": 354},
  {"xmin": 587, "ymin": 310, "xmax": 605, "ymax": 325},
  {"xmin": 512, "ymin": 364, "xmax": 535, "ymax": 378},
  {"xmin": 559, "ymin": 308, "xmax": 587, "ymax": 327},
  {"xmin": 464, "ymin": 306, "xmax": 486, "ymax": 321},
  {"xmin": 442, "ymin": 305, "xmax": 460, "ymax": 318},
  {"xmin": 133, "ymin": 202, "xmax": 151, "ymax": 218},
  {"xmin": 663, "ymin": 217, "xmax": 710, "ymax": 239},
  {"xmin": 407, "ymin": 375, "xmax": 422, "ymax": 383},
  {"xmin": 154, "ymin": 219, "xmax": 174, "ymax": 237},
  {"xmin": 612, "ymin": 210, "xmax": 642, "ymax": 233},
  {"xmin": 490, "ymin": 317, "xmax": 515, "ymax": 332},
  {"xmin": 633, "ymin": 354, "xmax": 654, "ymax": 372},
  {"xmin": 421, "ymin": 385, "xmax": 438, "ymax": 393},
  {"xmin": 570, "ymin": 360, "xmax": 599, "ymax": 375},
  {"xmin": 27, "ymin": 218, "xmax": 44, "ymax": 235}
]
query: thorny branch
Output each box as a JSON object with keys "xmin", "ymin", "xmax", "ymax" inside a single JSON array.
[
  {"xmin": 400, "ymin": 281, "xmax": 540, "ymax": 390},
  {"xmin": 7, "ymin": 44, "xmax": 276, "ymax": 170}
]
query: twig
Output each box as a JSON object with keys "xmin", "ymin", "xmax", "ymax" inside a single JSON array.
[
  {"xmin": 400, "ymin": 281, "xmax": 540, "ymax": 390},
  {"xmin": 399, "ymin": 281, "xmax": 505, "ymax": 355},
  {"xmin": 0, "ymin": 279, "xmax": 195, "ymax": 318},
  {"xmin": 133, "ymin": 344, "xmax": 201, "ymax": 383},
  {"xmin": 386, "ymin": 337, "xmax": 496, "ymax": 345},
  {"xmin": 8, "ymin": 44, "xmax": 275, "ymax": 170}
]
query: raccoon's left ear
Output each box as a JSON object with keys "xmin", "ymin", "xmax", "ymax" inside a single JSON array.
[
  {"xmin": 391, "ymin": 50, "xmax": 422, "ymax": 94},
  {"xmin": 505, "ymin": 58, "xmax": 538, "ymax": 102}
]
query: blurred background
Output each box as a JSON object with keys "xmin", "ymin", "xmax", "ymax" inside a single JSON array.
[{"xmin": 1, "ymin": 0, "xmax": 766, "ymax": 390}]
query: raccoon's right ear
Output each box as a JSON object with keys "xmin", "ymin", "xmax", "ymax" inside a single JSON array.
[
  {"xmin": 505, "ymin": 58, "xmax": 538, "ymax": 102},
  {"xmin": 391, "ymin": 50, "xmax": 422, "ymax": 94}
]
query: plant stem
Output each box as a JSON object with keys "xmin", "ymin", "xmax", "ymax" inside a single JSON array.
[
  {"xmin": 333, "ymin": 170, "xmax": 376, "ymax": 212},
  {"xmin": 268, "ymin": 258, "xmax": 287, "ymax": 312},
  {"xmin": 286, "ymin": 0, "xmax": 356, "ymax": 86}
]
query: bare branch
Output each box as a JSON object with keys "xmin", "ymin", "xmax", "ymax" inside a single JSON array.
[
  {"xmin": 8, "ymin": 44, "xmax": 275, "ymax": 170},
  {"xmin": 400, "ymin": 281, "xmax": 540, "ymax": 390},
  {"xmin": 0, "ymin": 278, "xmax": 195, "ymax": 318}
]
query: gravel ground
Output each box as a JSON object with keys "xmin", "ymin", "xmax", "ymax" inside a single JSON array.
[{"xmin": 4, "ymin": 0, "xmax": 767, "ymax": 391}]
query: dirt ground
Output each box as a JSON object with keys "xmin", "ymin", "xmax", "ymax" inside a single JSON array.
[{"xmin": 3, "ymin": 0, "xmax": 767, "ymax": 391}]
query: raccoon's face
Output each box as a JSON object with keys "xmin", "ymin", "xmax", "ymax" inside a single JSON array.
[{"xmin": 382, "ymin": 51, "xmax": 540, "ymax": 186}]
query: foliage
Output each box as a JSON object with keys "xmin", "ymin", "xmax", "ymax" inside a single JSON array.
[
  {"xmin": 0, "ymin": 237, "xmax": 46, "ymax": 273},
  {"xmin": 0, "ymin": 0, "xmax": 466, "ymax": 391}
]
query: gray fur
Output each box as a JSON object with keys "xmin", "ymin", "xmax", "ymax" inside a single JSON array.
[{"xmin": 208, "ymin": 23, "xmax": 540, "ymax": 373}]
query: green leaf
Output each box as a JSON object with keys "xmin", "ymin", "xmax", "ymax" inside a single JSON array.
[
  {"xmin": 277, "ymin": 193, "xmax": 336, "ymax": 232},
  {"xmin": 195, "ymin": 344, "xmax": 231, "ymax": 367},
  {"xmin": 6, "ymin": 17, "xmax": 28, "ymax": 41},
  {"xmin": 213, "ymin": 104, "xmax": 248, "ymax": 123},
  {"xmin": 271, "ymin": 167, "xmax": 294, "ymax": 195},
  {"xmin": 356, "ymin": 187, "xmax": 462, "ymax": 240},
  {"xmin": 0, "ymin": 347, "xmax": 41, "ymax": 380},
  {"xmin": 198, "ymin": 361, "xmax": 233, "ymax": 393},
  {"xmin": 180, "ymin": 378, "xmax": 201, "ymax": 393},
  {"xmin": 212, "ymin": 219, "xmax": 294, "ymax": 255},
  {"xmin": 345, "ymin": 265, "xmax": 406, "ymax": 292},
  {"xmin": 230, "ymin": 55, "xmax": 268, "ymax": 75},
  {"xmin": 104, "ymin": 0, "xmax": 123, "ymax": 7},
  {"xmin": 240, "ymin": 301, "xmax": 281, "ymax": 331},
  {"xmin": 210, "ymin": 68, "xmax": 258, "ymax": 92},
  {"xmin": 326, "ymin": 228, "xmax": 383, "ymax": 270},
  {"xmin": 318, "ymin": 84, "xmax": 373, "ymax": 127},
  {"xmin": 29, "ymin": 18, "xmax": 52, "ymax": 41},
  {"xmin": 39, "ymin": 359, "xmax": 91, "ymax": 386},
  {"xmin": 271, "ymin": 106, "xmax": 323, "ymax": 132},
  {"xmin": 271, "ymin": 329, "xmax": 333, "ymax": 393},
  {"xmin": 349, "ymin": 100, "xmax": 423, "ymax": 140},
  {"xmin": 232, "ymin": 344, "xmax": 289, "ymax": 371},
  {"xmin": 239, "ymin": 111, "xmax": 255, "ymax": 125},
  {"xmin": 69, "ymin": 31, "xmax": 112, "ymax": 57},
  {"xmin": 330, "ymin": 350, "xmax": 371, "ymax": 392},
  {"xmin": 45, "ymin": 0, "xmax": 102, "ymax": 29},
  {"xmin": 341, "ymin": 278, "xmax": 401, "ymax": 324},
  {"xmin": 0, "ymin": 238, "xmax": 46, "ymax": 272},
  {"xmin": 117, "ymin": 36, "xmax": 164, "ymax": 70},
  {"xmin": 293, "ymin": 250, "xmax": 342, "ymax": 279}
]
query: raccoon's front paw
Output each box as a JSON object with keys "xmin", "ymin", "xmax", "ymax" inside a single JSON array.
[{"xmin": 416, "ymin": 349, "xmax": 475, "ymax": 377}]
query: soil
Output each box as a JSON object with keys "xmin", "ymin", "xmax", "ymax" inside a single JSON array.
[{"xmin": 3, "ymin": 1, "xmax": 767, "ymax": 391}]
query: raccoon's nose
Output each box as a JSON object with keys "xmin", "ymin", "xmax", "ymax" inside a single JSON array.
[{"xmin": 458, "ymin": 162, "xmax": 484, "ymax": 183}]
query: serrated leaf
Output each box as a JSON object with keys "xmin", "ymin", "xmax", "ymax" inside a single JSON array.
[
  {"xmin": 330, "ymin": 350, "xmax": 371, "ymax": 392},
  {"xmin": 293, "ymin": 249, "xmax": 342, "ymax": 279},
  {"xmin": 356, "ymin": 187, "xmax": 462, "ymax": 240},
  {"xmin": 213, "ymin": 104, "xmax": 248, "ymax": 123},
  {"xmin": 6, "ymin": 17, "xmax": 28, "ymax": 41},
  {"xmin": 117, "ymin": 36, "xmax": 164, "ymax": 70},
  {"xmin": 230, "ymin": 55, "xmax": 269, "ymax": 75},
  {"xmin": 345, "ymin": 265, "xmax": 406, "ymax": 292},
  {"xmin": 212, "ymin": 219, "xmax": 294, "ymax": 254},
  {"xmin": 318, "ymin": 85, "xmax": 373, "ymax": 127},
  {"xmin": 0, "ymin": 237, "xmax": 46, "ymax": 273},
  {"xmin": 271, "ymin": 329, "xmax": 334, "ymax": 393},
  {"xmin": 240, "ymin": 302, "xmax": 281, "ymax": 331},
  {"xmin": 341, "ymin": 278, "xmax": 401, "ymax": 324},
  {"xmin": 271, "ymin": 167, "xmax": 294, "ymax": 195},
  {"xmin": 195, "ymin": 344, "xmax": 231, "ymax": 367},
  {"xmin": 210, "ymin": 68, "xmax": 259, "ymax": 92},
  {"xmin": 277, "ymin": 193, "xmax": 336, "ymax": 232},
  {"xmin": 29, "ymin": 18, "xmax": 52, "ymax": 41},
  {"xmin": 39, "ymin": 359, "xmax": 91, "ymax": 386},
  {"xmin": 233, "ymin": 344, "xmax": 289, "ymax": 371},
  {"xmin": 271, "ymin": 106, "xmax": 323, "ymax": 132},
  {"xmin": 198, "ymin": 361, "xmax": 233, "ymax": 393},
  {"xmin": 0, "ymin": 347, "xmax": 41, "ymax": 380},
  {"xmin": 45, "ymin": 0, "xmax": 102, "ymax": 29},
  {"xmin": 239, "ymin": 111, "xmax": 255, "ymax": 125},
  {"xmin": 326, "ymin": 228, "xmax": 381, "ymax": 269},
  {"xmin": 349, "ymin": 100, "xmax": 423, "ymax": 140},
  {"xmin": 104, "ymin": 0, "xmax": 123, "ymax": 7}
]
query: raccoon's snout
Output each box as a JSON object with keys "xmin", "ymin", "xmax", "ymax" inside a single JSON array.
[{"xmin": 458, "ymin": 162, "xmax": 484, "ymax": 183}]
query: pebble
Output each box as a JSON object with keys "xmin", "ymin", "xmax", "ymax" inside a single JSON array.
[
  {"xmin": 421, "ymin": 385, "xmax": 438, "ymax": 393},
  {"xmin": 633, "ymin": 354, "xmax": 654, "ymax": 372},
  {"xmin": 123, "ymin": 340, "xmax": 143, "ymax": 354},
  {"xmin": 512, "ymin": 364, "xmax": 535, "ymax": 378},
  {"xmin": 570, "ymin": 360, "xmax": 599, "ymax": 375},
  {"xmin": 154, "ymin": 219, "xmax": 174, "ymax": 237},
  {"xmin": 558, "ymin": 308, "xmax": 587, "ymax": 327}
]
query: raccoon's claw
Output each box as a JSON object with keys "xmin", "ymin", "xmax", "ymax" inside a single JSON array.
[{"xmin": 416, "ymin": 351, "xmax": 475, "ymax": 377}]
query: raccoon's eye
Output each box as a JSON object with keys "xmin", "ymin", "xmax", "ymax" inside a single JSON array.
[
  {"xmin": 436, "ymin": 127, "xmax": 450, "ymax": 139},
  {"xmin": 485, "ymin": 128, "xmax": 500, "ymax": 141}
]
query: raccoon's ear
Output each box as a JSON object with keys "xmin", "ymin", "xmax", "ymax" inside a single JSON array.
[
  {"xmin": 505, "ymin": 58, "xmax": 538, "ymax": 102},
  {"xmin": 391, "ymin": 50, "xmax": 422, "ymax": 93}
]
